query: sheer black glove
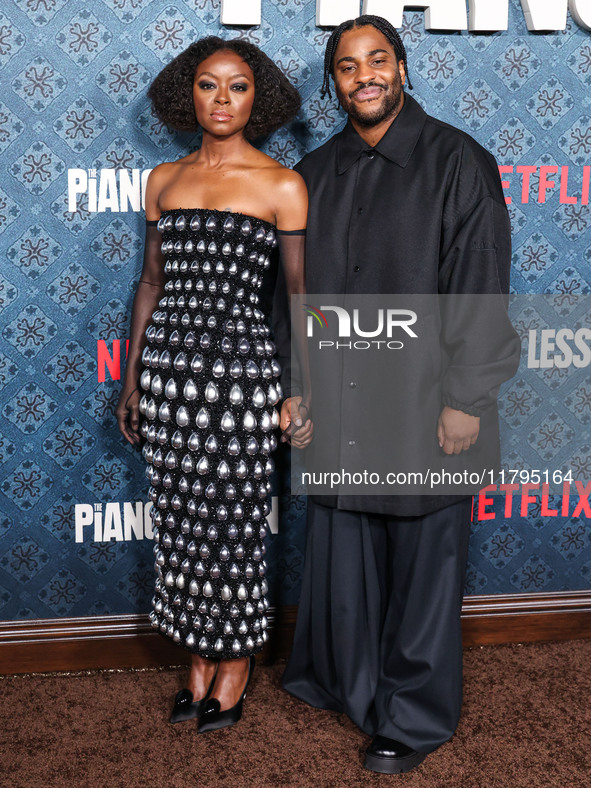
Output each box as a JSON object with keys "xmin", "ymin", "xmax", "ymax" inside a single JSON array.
[
  {"xmin": 275, "ymin": 230, "xmax": 312, "ymax": 446},
  {"xmin": 116, "ymin": 221, "xmax": 165, "ymax": 445}
]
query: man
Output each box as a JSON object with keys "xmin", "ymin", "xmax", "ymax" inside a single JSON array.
[{"xmin": 275, "ymin": 15, "xmax": 520, "ymax": 775}]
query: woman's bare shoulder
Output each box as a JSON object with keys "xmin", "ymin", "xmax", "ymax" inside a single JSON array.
[
  {"xmin": 263, "ymin": 159, "xmax": 308, "ymax": 228},
  {"xmin": 270, "ymin": 164, "xmax": 307, "ymax": 200},
  {"xmin": 145, "ymin": 162, "xmax": 180, "ymax": 218},
  {"xmin": 147, "ymin": 158, "xmax": 187, "ymax": 182},
  {"xmin": 145, "ymin": 157, "xmax": 195, "ymax": 208},
  {"xmin": 254, "ymin": 152, "xmax": 306, "ymax": 191}
]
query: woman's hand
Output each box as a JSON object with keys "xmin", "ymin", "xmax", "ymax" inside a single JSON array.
[
  {"xmin": 116, "ymin": 387, "xmax": 142, "ymax": 446},
  {"xmin": 280, "ymin": 396, "xmax": 313, "ymax": 449}
]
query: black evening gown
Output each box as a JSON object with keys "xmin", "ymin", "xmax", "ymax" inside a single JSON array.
[{"xmin": 141, "ymin": 208, "xmax": 281, "ymax": 658}]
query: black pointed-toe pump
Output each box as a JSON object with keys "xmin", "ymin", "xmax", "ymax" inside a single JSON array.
[
  {"xmin": 170, "ymin": 663, "xmax": 219, "ymax": 724},
  {"xmin": 197, "ymin": 655, "xmax": 255, "ymax": 733}
]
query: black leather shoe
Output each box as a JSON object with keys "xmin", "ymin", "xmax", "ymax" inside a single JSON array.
[
  {"xmin": 197, "ymin": 655, "xmax": 255, "ymax": 733},
  {"xmin": 169, "ymin": 666, "xmax": 218, "ymax": 724},
  {"xmin": 364, "ymin": 736, "xmax": 427, "ymax": 774}
]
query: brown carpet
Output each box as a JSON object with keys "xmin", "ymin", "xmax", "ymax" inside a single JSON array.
[{"xmin": 2, "ymin": 640, "xmax": 590, "ymax": 788}]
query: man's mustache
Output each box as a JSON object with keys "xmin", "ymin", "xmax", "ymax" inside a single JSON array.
[{"xmin": 349, "ymin": 82, "xmax": 388, "ymax": 98}]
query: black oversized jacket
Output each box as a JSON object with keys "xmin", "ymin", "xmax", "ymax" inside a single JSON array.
[{"xmin": 273, "ymin": 92, "xmax": 520, "ymax": 517}]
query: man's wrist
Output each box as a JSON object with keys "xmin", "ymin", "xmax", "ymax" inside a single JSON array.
[{"xmin": 441, "ymin": 397, "xmax": 485, "ymax": 418}]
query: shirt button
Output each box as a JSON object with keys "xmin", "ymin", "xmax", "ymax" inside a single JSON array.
[
  {"xmin": 353, "ymin": 265, "xmax": 360, "ymax": 272},
  {"xmin": 349, "ymin": 381, "xmax": 356, "ymax": 388},
  {"xmin": 357, "ymin": 207, "xmax": 363, "ymax": 215},
  {"xmin": 366, "ymin": 151, "xmax": 375, "ymax": 159},
  {"xmin": 348, "ymin": 440, "xmax": 356, "ymax": 446}
]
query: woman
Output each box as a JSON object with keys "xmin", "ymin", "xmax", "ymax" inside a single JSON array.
[{"xmin": 116, "ymin": 37, "xmax": 311, "ymax": 732}]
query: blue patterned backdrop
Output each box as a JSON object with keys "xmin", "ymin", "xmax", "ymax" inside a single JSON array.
[{"xmin": 0, "ymin": 0, "xmax": 590, "ymax": 622}]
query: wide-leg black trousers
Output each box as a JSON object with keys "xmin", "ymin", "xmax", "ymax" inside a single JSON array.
[{"xmin": 282, "ymin": 497, "xmax": 472, "ymax": 753}]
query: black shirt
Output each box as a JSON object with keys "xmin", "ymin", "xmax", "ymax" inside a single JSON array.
[
  {"xmin": 296, "ymin": 92, "xmax": 511, "ymax": 297},
  {"xmin": 275, "ymin": 93, "xmax": 520, "ymax": 517}
]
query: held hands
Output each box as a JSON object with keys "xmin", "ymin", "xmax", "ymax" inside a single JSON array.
[
  {"xmin": 116, "ymin": 387, "xmax": 142, "ymax": 446},
  {"xmin": 437, "ymin": 406, "xmax": 480, "ymax": 455},
  {"xmin": 116, "ymin": 389, "xmax": 315, "ymax": 450},
  {"xmin": 280, "ymin": 396, "xmax": 314, "ymax": 449},
  {"xmin": 116, "ymin": 393, "xmax": 473, "ymax": 454}
]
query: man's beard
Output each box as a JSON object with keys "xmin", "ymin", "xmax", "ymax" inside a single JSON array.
[{"xmin": 336, "ymin": 79, "xmax": 403, "ymax": 127}]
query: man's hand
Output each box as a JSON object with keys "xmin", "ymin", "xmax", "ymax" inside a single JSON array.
[
  {"xmin": 437, "ymin": 406, "xmax": 480, "ymax": 455},
  {"xmin": 280, "ymin": 396, "xmax": 313, "ymax": 449}
]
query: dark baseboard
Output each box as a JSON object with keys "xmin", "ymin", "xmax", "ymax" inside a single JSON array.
[
  {"xmin": 460, "ymin": 590, "xmax": 591, "ymax": 645},
  {"xmin": 1, "ymin": 591, "xmax": 590, "ymax": 675}
]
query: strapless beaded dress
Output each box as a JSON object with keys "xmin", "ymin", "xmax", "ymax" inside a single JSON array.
[{"xmin": 141, "ymin": 208, "xmax": 281, "ymax": 658}]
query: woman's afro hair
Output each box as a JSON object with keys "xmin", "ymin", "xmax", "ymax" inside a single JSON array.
[{"xmin": 147, "ymin": 36, "xmax": 301, "ymax": 139}]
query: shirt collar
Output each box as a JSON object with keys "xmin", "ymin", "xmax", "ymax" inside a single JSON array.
[{"xmin": 336, "ymin": 92, "xmax": 427, "ymax": 174}]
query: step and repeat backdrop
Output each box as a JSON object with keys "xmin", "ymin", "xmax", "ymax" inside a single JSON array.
[{"xmin": 0, "ymin": 0, "xmax": 590, "ymax": 622}]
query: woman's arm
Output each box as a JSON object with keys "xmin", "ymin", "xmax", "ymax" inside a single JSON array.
[
  {"xmin": 115, "ymin": 166, "xmax": 167, "ymax": 445},
  {"xmin": 273, "ymin": 171, "xmax": 313, "ymax": 449}
]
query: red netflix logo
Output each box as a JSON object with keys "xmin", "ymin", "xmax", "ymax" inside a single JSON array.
[
  {"xmin": 498, "ymin": 164, "xmax": 591, "ymax": 205},
  {"xmin": 97, "ymin": 339, "xmax": 129, "ymax": 382},
  {"xmin": 473, "ymin": 481, "xmax": 591, "ymax": 521}
]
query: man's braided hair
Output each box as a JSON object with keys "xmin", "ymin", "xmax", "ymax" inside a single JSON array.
[{"xmin": 321, "ymin": 15, "xmax": 413, "ymax": 99}]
